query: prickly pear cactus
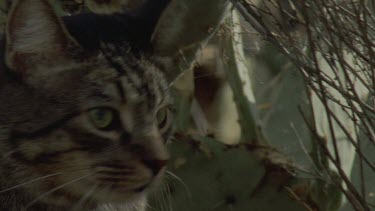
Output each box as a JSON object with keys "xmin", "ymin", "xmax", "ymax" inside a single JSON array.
[{"xmin": 149, "ymin": 136, "xmax": 305, "ymax": 211}]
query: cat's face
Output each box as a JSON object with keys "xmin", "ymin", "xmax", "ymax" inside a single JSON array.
[
  {"xmin": 8, "ymin": 55, "xmax": 172, "ymax": 207},
  {"xmin": 1, "ymin": 0, "xmax": 171, "ymax": 208}
]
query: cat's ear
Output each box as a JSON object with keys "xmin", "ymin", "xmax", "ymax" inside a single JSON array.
[
  {"xmin": 151, "ymin": 0, "xmax": 230, "ymax": 83},
  {"xmin": 5, "ymin": 0, "xmax": 79, "ymax": 74}
]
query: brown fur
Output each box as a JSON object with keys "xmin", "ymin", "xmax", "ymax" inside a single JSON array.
[
  {"xmin": 0, "ymin": 0, "xmax": 171, "ymax": 210},
  {"xmin": 0, "ymin": 0, "xmax": 229, "ymax": 210}
]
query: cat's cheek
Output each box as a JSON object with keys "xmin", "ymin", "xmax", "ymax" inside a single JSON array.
[
  {"xmin": 12, "ymin": 130, "xmax": 76, "ymax": 163},
  {"xmin": 16, "ymin": 140, "xmax": 47, "ymax": 162},
  {"xmin": 57, "ymin": 149, "xmax": 95, "ymax": 173}
]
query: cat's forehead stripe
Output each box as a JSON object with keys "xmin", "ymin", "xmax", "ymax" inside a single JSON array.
[
  {"xmin": 101, "ymin": 53, "xmax": 169, "ymax": 108},
  {"xmin": 102, "ymin": 83, "xmax": 122, "ymax": 102},
  {"xmin": 115, "ymin": 80, "xmax": 126, "ymax": 102},
  {"xmin": 100, "ymin": 47, "xmax": 145, "ymax": 96}
]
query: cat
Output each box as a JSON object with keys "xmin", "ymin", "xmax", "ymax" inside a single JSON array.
[
  {"xmin": 0, "ymin": 0, "xmax": 172, "ymax": 210},
  {"xmin": 0, "ymin": 0, "xmax": 230, "ymax": 210}
]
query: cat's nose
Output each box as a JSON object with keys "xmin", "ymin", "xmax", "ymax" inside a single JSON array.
[{"xmin": 142, "ymin": 159, "xmax": 168, "ymax": 175}]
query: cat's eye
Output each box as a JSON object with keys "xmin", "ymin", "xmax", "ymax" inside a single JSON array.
[
  {"xmin": 88, "ymin": 107, "xmax": 119, "ymax": 130},
  {"xmin": 156, "ymin": 107, "xmax": 172, "ymax": 132}
]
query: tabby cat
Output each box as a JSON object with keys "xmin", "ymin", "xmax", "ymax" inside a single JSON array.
[
  {"xmin": 0, "ymin": 0, "xmax": 229, "ymax": 210},
  {"xmin": 0, "ymin": 0, "xmax": 229, "ymax": 211}
]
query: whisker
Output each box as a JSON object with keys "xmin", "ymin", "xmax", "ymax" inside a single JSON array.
[
  {"xmin": 160, "ymin": 181, "xmax": 170, "ymax": 211},
  {"xmin": 130, "ymin": 199, "xmax": 146, "ymax": 211},
  {"xmin": 156, "ymin": 185, "xmax": 165, "ymax": 211},
  {"xmin": 72, "ymin": 183, "xmax": 99, "ymax": 210},
  {"xmin": 151, "ymin": 187, "xmax": 163, "ymax": 211},
  {"xmin": 144, "ymin": 201, "xmax": 155, "ymax": 211},
  {"xmin": 165, "ymin": 181, "xmax": 173, "ymax": 211},
  {"xmin": 25, "ymin": 173, "xmax": 94, "ymax": 209},
  {"xmin": 73, "ymin": 184, "xmax": 99, "ymax": 211},
  {"xmin": 0, "ymin": 166, "xmax": 92, "ymax": 194},
  {"xmin": 0, "ymin": 173, "xmax": 61, "ymax": 193},
  {"xmin": 165, "ymin": 171, "xmax": 192, "ymax": 199},
  {"xmin": 210, "ymin": 200, "xmax": 225, "ymax": 211}
]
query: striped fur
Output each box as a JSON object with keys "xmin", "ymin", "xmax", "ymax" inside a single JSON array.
[{"xmin": 0, "ymin": 0, "xmax": 172, "ymax": 210}]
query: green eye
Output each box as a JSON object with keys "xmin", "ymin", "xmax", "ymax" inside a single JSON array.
[{"xmin": 88, "ymin": 108, "xmax": 117, "ymax": 130}]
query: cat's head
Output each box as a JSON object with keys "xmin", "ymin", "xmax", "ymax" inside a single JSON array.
[{"xmin": 1, "ymin": 0, "xmax": 173, "ymax": 208}]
